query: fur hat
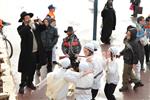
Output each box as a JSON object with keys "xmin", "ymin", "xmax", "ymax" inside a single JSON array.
[
  {"xmin": 84, "ymin": 43, "xmax": 94, "ymax": 52},
  {"xmin": 60, "ymin": 58, "xmax": 70, "ymax": 69}
]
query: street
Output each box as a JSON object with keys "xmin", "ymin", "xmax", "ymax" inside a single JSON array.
[{"xmin": 0, "ymin": 0, "xmax": 150, "ymax": 100}]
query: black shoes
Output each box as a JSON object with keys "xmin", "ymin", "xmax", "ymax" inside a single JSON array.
[
  {"xmin": 19, "ymin": 87, "xmax": 24, "ymax": 94},
  {"xmin": 119, "ymin": 87, "xmax": 129, "ymax": 92},
  {"xmin": 27, "ymin": 83, "xmax": 36, "ymax": 90},
  {"xmin": 133, "ymin": 82, "xmax": 144, "ymax": 90},
  {"xmin": 19, "ymin": 83, "xmax": 36, "ymax": 94},
  {"xmin": 141, "ymin": 68, "xmax": 145, "ymax": 71}
]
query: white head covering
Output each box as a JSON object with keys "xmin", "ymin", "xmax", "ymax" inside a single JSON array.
[
  {"xmin": 90, "ymin": 40, "xmax": 99, "ymax": 51},
  {"xmin": 84, "ymin": 43, "xmax": 94, "ymax": 52},
  {"xmin": 60, "ymin": 58, "xmax": 70, "ymax": 68},
  {"xmin": 79, "ymin": 61, "xmax": 90, "ymax": 72},
  {"xmin": 108, "ymin": 47, "xmax": 118, "ymax": 55}
]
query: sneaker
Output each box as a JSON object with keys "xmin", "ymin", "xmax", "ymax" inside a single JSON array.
[
  {"xmin": 133, "ymin": 82, "xmax": 142, "ymax": 90},
  {"xmin": 141, "ymin": 68, "xmax": 145, "ymax": 71},
  {"xmin": 139, "ymin": 82, "xmax": 144, "ymax": 87},
  {"xmin": 19, "ymin": 87, "xmax": 24, "ymax": 94},
  {"xmin": 131, "ymin": 14, "xmax": 137, "ymax": 18},
  {"xmin": 27, "ymin": 83, "xmax": 36, "ymax": 90},
  {"xmin": 119, "ymin": 87, "xmax": 128, "ymax": 92},
  {"xmin": 146, "ymin": 61, "xmax": 150, "ymax": 65}
]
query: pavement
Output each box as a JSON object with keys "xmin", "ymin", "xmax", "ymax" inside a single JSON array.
[
  {"xmin": 0, "ymin": 0, "xmax": 150, "ymax": 100},
  {"xmin": 15, "ymin": 43, "xmax": 150, "ymax": 100}
]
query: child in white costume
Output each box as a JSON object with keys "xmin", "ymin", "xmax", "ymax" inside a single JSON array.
[
  {"xmin": 104, "ymin": 47, "xmax": 119, "ymax": 100},
  {"xmin": 83, "ymin": 43, "xmax": 104, "ymax": 100},
  {"xmin": 37, "ymin": 58, "xmax": 71, "ymax": 100},
  {"xmin": 64, "ymin": 60, "xmax": 94, "ymax": 100}
]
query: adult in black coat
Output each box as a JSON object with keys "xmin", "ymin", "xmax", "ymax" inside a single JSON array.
[
  {"xmin": 17, "ymin": 11, "xmax": 46, "ymax": 94},
  {"xmin": 101, "ymin": 0, "xmax": 116, "ymax": 44}
]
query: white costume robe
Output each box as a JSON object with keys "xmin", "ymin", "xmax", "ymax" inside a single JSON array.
[
  {"xmin": 64, "ymin": 69, "xmax": 94, "ymax": 100},
  {"xmin": 105, "ymin": 59, "xmax": 119, "ymax": 85},
  {"xmin": 87, "ymin": 55, "xmax": 104, "ymax": 89},
  {"xmin": 46, "ymin": 67, "xmax": 69, "ymax": 100}
]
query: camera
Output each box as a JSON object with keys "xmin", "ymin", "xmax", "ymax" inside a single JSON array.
[{"xmin": 34, "ymin": 19, "xmax": 39, "ymax": 22}]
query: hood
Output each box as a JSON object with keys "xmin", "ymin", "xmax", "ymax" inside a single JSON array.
[{"xmin": 128, "ymin": 28, "xmax": 137, "ymax": 41}]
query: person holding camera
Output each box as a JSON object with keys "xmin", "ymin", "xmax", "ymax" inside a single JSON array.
[
  {"xmin": 17, "ymin": 11, "xmax": 46, "ymax": 94},
  {"xmin": 40, "ymin": 18, "xmax": 59, "ymax": 73}
]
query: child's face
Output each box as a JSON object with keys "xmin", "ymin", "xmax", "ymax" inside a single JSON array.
[
  {"xmin": 139, "ymin": 18, "xmax": 145, "ymax": 25},
  {"xmin": 83, "ymin": 48, "xmax": 90, "ymax": 57},
  {"xmin": 49, "ymin": 8, "xmax": 55, "ymax": 12},
  {"xmin": 147, "ymin": 20, "xmax": 150, "ymax": 25},
  {"xmin": 103, "ymin": 51, "xmax": 111, "ymax": 58}
]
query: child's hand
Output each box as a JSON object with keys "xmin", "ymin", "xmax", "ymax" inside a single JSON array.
[{"xmin": 83, "ymin": 69, "xmax": 93, "ymax": 75}]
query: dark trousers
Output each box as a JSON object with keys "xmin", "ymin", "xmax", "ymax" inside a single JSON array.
[
  {"xmin": 101, "ymin": 27, "xmax": 112, "ymax": 44},
  {"xmin": 69, "ymin": 56, "xmax": 77, "ymax": 67},
  {"xmin": 20, "ymin": 52, "xmax": 37, "ymax": 88},
  {"xmin": 46, "ymin": 50, "xmax": 53, "ymax": 73},
  {"xmin": 144, "ymin": 44, "xmax": 149, "ymax": 62},
  {"xmin": 104, "ymin": 83, "xmax": 117, "ymax": 100},
  {"xmin": 91, "ymin": 89, "xmax": 99, "ymax": 100}
]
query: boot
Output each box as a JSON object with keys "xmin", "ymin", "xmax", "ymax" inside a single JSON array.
[
  {"xmin": 119, "ymin": 86, "xmax": 128, "ymax": 92},
  {"xmin": 18, "ymin": 87, "xmax": 24, "ymax": 94}
]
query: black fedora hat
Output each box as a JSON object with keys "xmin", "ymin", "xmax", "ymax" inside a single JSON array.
[
  {"xmin": 64, "ymin": 26, "xmax": 74, "ymax": 33},
  {"xmin": 18, "ymin": 11, "xmax": 34, "ymax": 22},
  {"xmin": 48, "ymin": 4, "xmax": 55, "ymax": 10}
]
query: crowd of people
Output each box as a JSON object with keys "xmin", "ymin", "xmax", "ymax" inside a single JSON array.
[{"xmin": 0, "ymin": 0, "xmax": 146, "ymax": 100}]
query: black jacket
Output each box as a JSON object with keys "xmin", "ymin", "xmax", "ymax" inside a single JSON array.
[
  {"xmin": 17, "ymin": 23, "xmax": 46, "ymax": 73},
  {"xmin": 101, "ymin": 6, "xmax": 116, "ymax": 30},
  {"xmin": 41, "ymin": 25, "xmax": 59, "ymax": 51},
  {"xmin": 120, "ymin": 31, "xmax": 139, "ymax": 65}
]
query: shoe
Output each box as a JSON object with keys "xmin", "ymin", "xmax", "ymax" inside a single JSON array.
[
  {"xmin": 146, "ymin": 61, "xmax": 150, "ymax": 65},
  {"xmin": 133, "ymin": 82, "xmax": 142, "ymax": 90},
  {"xmin": 119, "ymin": 87, "xmax": 128, "ymax": 92},
  {"xmin": 19, "ymin": 87, "xmax": 24, "ymax": 94},
  {"xmin": 131, "ymin": 14, "xmax": 137, "ymax": 18},
  {"xmin": 141, "ymin": 68, "xmax": 145, "ymax": 71},
  {"xmin": 27, "ymin": 83, "xmax": 36, "ymax": 90},
  {"xmin": 139, "ymin": 82, "xmax": 144, "ymax": 87}
]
